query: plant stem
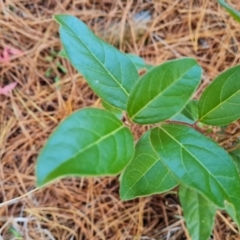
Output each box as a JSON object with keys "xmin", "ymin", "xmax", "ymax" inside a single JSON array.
[{"xmin": 165, "ymin": 120, "xmax": 204, "ymax": 134}]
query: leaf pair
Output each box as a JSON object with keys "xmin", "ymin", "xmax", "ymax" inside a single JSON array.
[
  {"xmin": 121, "ymin": 124, "xmax": 240, "ymax": 205},
  {"xmin": 55, "ymin": 15, "xmax": 203, "ymax": 125},
  {"xmin": 56, "ymin": 15, "xmax": 240, "ymax": 128},
  {"xmin": 126, "ymin": 50, "xmax": 240, "ymax": 128},
  {"xmin": 120, "ymin": 124, "xmax": 240, "ymax": 239},
  {"xmin": 170, "ymin": 64, "xmax": 240, "ymax": 127}
]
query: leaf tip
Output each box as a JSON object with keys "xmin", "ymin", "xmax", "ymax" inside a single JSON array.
[
  {"xmin": 53, "ymin": 14, "xmax": 61, "ymax": 23},
  {"xmin": 119, "ymin": 187, "xmax": 137, "ymax": 201},
  {"xmin": 53, "ymin": 14, "xmax": 69, "ymax": 25}
]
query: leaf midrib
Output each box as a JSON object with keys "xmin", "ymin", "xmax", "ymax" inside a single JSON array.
[
  {"xmin": 48, "ymin": 125, "xmax": 125, "ymax": 173},
  {"xmin": 159, "ymin": 126, "xmax": 230, "ymax": 206},
  {"xmin": 60, "ymin": 20, "xmax": 129, "ymax": 97},
  {"xmin": 131, "ymin": 64, "xmax": 197, "ymax": 119},
  {"xmin": 75, "ymin": 125, "xmax": 124, "ymax": 158}
]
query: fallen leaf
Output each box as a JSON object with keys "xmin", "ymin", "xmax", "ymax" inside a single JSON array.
[
  {"xmin": 0, "ymin": 82, "xmax": 17, "ymax": 96},
  {"xmin": 0, "ymin": 46, "xmax": 23, "ymax": 63},
  {"xmin": 6, "ymin": 47, "xmax": 23, "ymax": 56}
]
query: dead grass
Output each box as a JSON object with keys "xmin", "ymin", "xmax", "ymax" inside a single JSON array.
[{"xmin": 1, "ymin": 0, "xmax": 240, "ymax": 239}]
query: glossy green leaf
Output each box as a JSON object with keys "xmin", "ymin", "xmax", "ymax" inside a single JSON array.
[
  {"xmin": 127, "ymin": 58, "xmax": 202, "ymax": 124},
  {"xmin": 218, "ymin": 0, "xmax": 240, "ymax": 23},
  {"xmin": 150, "ymin": 124, "xmax": 240, "ymax": 226},
  {"xmin": 180, "ymin": 99, "xmax": 199, "ymax": 121},
  {"xmin": 198, "ymin": 65, "xmax": 240, "ymax": 126},
  {"xmin": 119, "ymin": 131, "xmax": 178, "ymax": 200},
  {"xmin": 54, "ymin": 15, "xmax": 139, "ymax": 110},
  {"xmin": 102, "ymin": 99, "xmax": 123, "ymax": 120},
  {"xmin": 126, "ymin": 53, "xmax": 153, "ymax": 70},
  {"xmin": 230, "ymin": 149, "xmax": 240, "ymax": 173},
  {"xmin": 171, "ymin": 99, "xmax": 198, "ymax": 124},
  {"xmin": 36, "ymin": 108, "xmax": 134, "ymax": 187},
  {"xmin": 179, "ymin": 185, "xmax": 216, "ymax": 240}
]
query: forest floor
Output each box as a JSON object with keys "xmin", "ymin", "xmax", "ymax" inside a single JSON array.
[{"xmin": 1, "ymin": 0, "xmax": 240, "ymax": 239}]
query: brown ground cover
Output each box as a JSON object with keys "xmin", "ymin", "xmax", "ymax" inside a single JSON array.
[{"xmin": 1, "ymin": 0, "xmax": 240, "ymax": 239}]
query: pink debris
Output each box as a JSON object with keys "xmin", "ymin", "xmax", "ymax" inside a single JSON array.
[
  {"xmin": 0, "ymin": 46, "xmax": 23, "ymax": 63},
  {"xmin": 0, "ymin": 82, "xmax": 17, "ymax": 96}
]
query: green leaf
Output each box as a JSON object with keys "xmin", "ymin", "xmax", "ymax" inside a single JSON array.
[
  {"xmin": 36, "ymin": 108, "xmax": 134, "ymax": 187},
  {"xmin": 58, "ymin": 48, "xmax": 68, "ymax": 58},
  {"xmin": 56, "ymin": 61, "xmax": 68, "ymax": 73},
  {"xmin": 198, "ymin": 65, "xmax": 240, "ymax": 126},
  {"xmin": 171, "ymin": 99, "xmax": 199, "ymax": 124},
  {"xmin": 127, "ymin": 58, "xmax": 202, "ymax": 124},
  {"xmin": 225, "ymin": 201, "xmax": 240, "ymax": 229},
  {"xmin": 54, "ymin": 15, "xmax": 139, "ymax": 110},
  {"xmin": 230, "ymin": 149, "xmax": 240, "ymax": 173},
  {"xmin": 180, "ymin": 99, "xmax": 199, "ymax": 121},
  {"xmin": 45, "ymin": 68, "xmax": 52, "ymax": 77},
  {"xmin": 102, "ymin": 99, "xmax": 123, "ymax": 120},
  {"xmin": 8, "ymin": 226, "xmax": 23, "ymax": 238},
  {"xmin": 179, "ymin": 185, "xmax": 216, "ymax": 240},
  {"xmin": 218, "ymin": 0, "xmax": 240, "ymax": 23},
  {"xmin": 120, "ymin": 131, "xmax": 178, "ymax": 200},
  {"xmin": 126, "ymin": 53, "xmax": 153, "ymax": 70},
  {"xmin": 170, "ymin": 112, "xmax": 193, "ymax": 124},
  {"xmin": 150, "ymin": 124, "xmax": 240, "ymax": 226}
]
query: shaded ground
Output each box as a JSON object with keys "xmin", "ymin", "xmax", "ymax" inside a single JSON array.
[{"xmin": 1, "ymin": 0, "xmax": 240, "ymax": 239}]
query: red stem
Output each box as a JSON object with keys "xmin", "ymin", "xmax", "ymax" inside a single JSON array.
[{"xmin": 165, "ymin": 120, "xmax": 205, "ymax": 134}]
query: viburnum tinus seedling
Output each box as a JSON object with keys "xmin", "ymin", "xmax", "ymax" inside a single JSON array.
[{"xmin": 36, "ymin": 14, "xmax": 240, "ymax": 240}]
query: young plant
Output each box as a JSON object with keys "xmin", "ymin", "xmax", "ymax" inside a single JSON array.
[
  {"xmin": 45, "ymin": 49, "xmax": 68, "ymax": 86},
  {"xmin": 36, "ymin": 15, "xmax": 240, "ymax": 239}
]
